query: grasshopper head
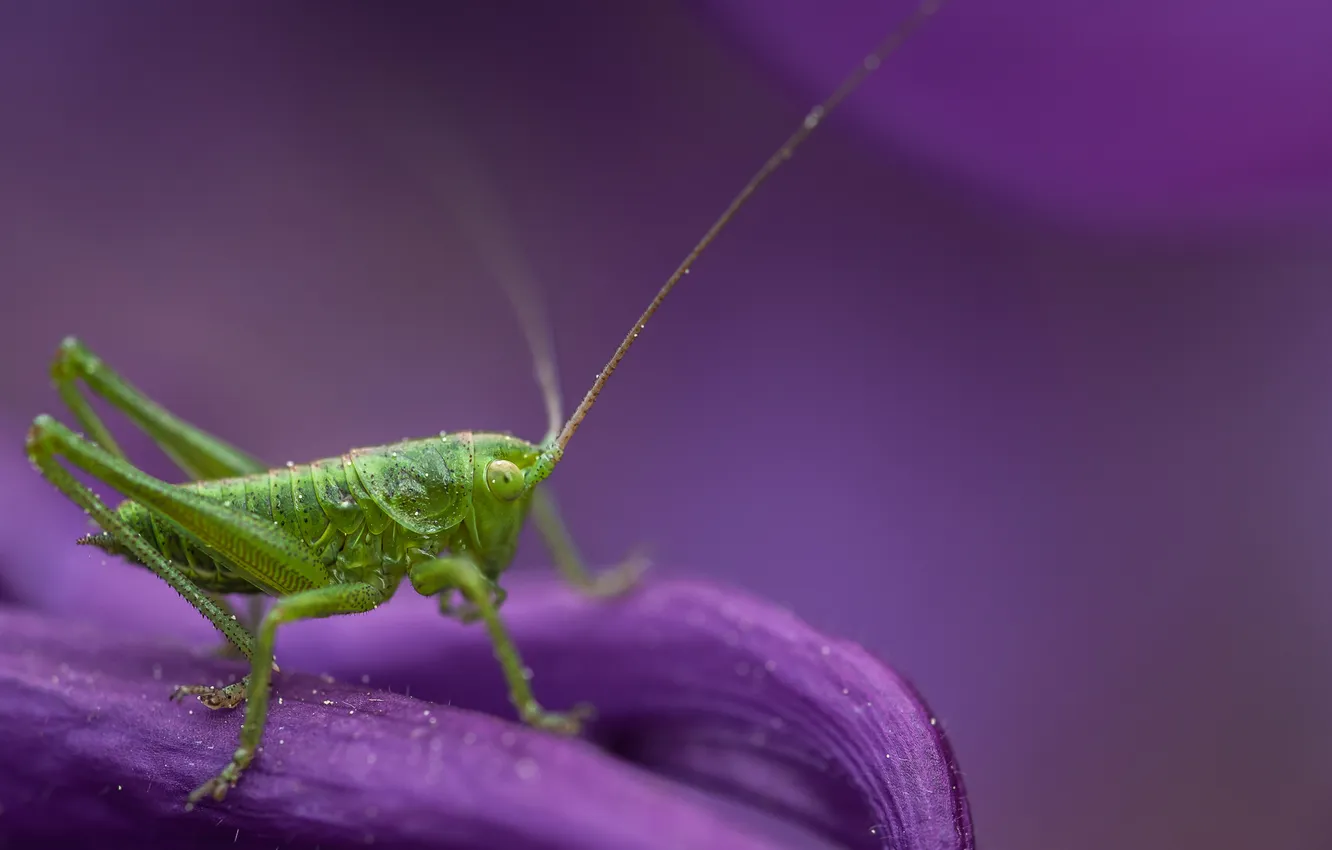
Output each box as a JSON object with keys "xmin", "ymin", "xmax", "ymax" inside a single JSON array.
[{"xmin": 466, "ymin": 432, "xmax": 542, "ymax": 577}]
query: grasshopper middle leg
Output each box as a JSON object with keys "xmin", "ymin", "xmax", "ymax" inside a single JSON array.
[{"xmin": 187, "ymin": 582, "xmax": 385, "ymax": 807}]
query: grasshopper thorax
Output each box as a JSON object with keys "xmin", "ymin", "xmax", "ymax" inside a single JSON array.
[{"xmin": 349, "ymin": 430, "xmax": 540, "ymax": 578}]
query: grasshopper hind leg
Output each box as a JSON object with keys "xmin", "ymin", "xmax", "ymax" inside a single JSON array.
[
  {"xmin": 26, "ymin": 416, "xmax": 257, "ymax": 658},
  {"xmin": 207, "ymin": 594, "xmax": 270, "ymax": 660},
  {"xmin": 51, "ymin": 337, "xmax": 273, "ymax": 658},
  {"xmin": 207, "ymin": 600, "xmax": 251, "ymax": 661},
  {"xmin": 30, "ymin": 417, "xmax": 255, "ymax": 708},
  {"xmin": 27, "ymin": 414, "xmax": 354, "ymax": 806},
  {"xmin": 50, "ymin": 336, "xmax": 266, "ymax": 481}
]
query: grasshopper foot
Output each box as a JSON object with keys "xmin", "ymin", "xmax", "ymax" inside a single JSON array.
[
  {"xmin": 522, "ymin": 701, "xmax": 596, "ymax": 736},
  {"xmin": 171, "ymin": 676, "xmax": 249, "ymax": 710},
  {"xmin": 185, "ymin": 755, "xmax": 247, "ymax": 810}
]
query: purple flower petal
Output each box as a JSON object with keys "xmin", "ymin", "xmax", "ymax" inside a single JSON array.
[
  {"xmin": 0, "ymin": 576, "xmax": 970, "ymax": 850},
  {"xmin": 697, "ymin": 0, "xmax": 1332, "ymax": 230}
]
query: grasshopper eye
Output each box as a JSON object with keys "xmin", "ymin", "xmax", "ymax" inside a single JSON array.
[{"xmin": 485, "ymin": 459, "xmax": 525, "ymax": 501}]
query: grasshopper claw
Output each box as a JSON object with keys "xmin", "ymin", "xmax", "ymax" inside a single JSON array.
[
  {"xmin": 170, "ymin": 676, "xmax": 248, "ymax": 710},
  {"xmin": 185, "ymin": 768, "xmax": 237, "ymax": 810}
]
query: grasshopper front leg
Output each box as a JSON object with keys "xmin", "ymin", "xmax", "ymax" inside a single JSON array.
[{"xmin": 410, "ymin": 555, "xmax": 592, "ymax": 733}]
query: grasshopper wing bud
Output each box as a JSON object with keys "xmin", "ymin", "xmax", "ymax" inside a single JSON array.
[{"xmin": 348, "ymin": 435, "xmax": 474, "ymax": 536}]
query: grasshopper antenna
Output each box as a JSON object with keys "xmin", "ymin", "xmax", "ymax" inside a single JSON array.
[
  {"xmin": 374, "ymin": 108, "xmax": 567, "ymax": 444},
  {"xmin": 528, "ymin": 0, "xmax": 945, "ymax": 486},
  {"xmin": 427, "ymin": 139, "xmax": 566, "ymax": 445},
  {"xmin": 480, "ymin": 239, "xmax": 565, "ymax": 447}
]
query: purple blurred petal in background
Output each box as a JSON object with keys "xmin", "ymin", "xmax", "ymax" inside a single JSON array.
[
  {"xmin": 700, "ymin": 0, "xmax": 1332, "ymax": 231},
  {"xmin": 0, "ymin": 577, "xmax": 969, "ymax": 850}
]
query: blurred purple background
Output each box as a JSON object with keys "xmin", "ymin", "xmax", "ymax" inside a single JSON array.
[{"xmin": 3, "ymin": 2, "xmax": 1331, "ymax": 848}]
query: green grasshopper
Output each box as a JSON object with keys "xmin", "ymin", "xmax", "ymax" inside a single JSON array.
[{"xmin": 24, "ymin": 1, "xmax": 943, "ymax": 808}]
